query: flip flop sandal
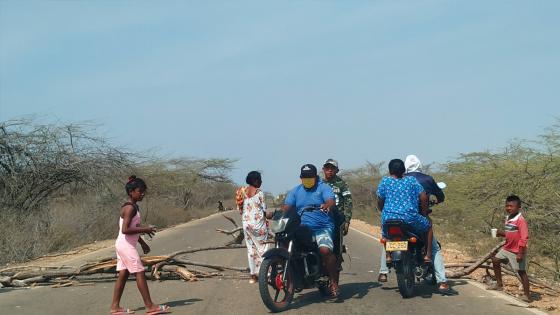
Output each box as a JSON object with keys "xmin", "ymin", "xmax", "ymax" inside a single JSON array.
[
  {"xmin": 146, "ymin": 305, "xmax": 170, "ymax": 315},
  {"xmin": 111, "ymin": 308, "xmax": 135, "ymax": 314}
]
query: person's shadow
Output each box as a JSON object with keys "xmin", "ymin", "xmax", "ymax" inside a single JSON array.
[{"xmin": 288, "ymin": 281, "xmax": 381, "ymax": 310}]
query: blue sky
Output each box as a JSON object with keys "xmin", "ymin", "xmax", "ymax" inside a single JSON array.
[{"xmin": 1, "ymin": 1, "xmax": 559, "ymax": 194}]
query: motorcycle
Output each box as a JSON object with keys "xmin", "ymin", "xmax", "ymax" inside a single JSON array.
[
  {"xmin": 258, "ymin": 205, "xmax": 339, "ymax": 313},
  {"xmin": 381, "ymin": 182, "xmax": 446, "ymax": 298}
]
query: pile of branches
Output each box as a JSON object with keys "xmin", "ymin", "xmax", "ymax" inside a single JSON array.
[
  {"xmin": 0, "ymin": 244, "xmax": 248, "ymax": 288},
  {"xmin": 0, "ymin": 215, "xmax": 249, "ymax": 288}
]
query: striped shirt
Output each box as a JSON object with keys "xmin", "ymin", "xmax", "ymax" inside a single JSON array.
[{"xmin": 503, "ymin": 212, "xmax": 529, "ymax": 254}]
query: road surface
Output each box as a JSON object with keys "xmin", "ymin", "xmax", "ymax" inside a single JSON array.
[{"xmin": 0, "ymin": 211, "xmax": 540, "ymax": 314}]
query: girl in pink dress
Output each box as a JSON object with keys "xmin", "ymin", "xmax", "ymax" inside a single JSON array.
[{"xmin": 110, "ymin": 176, "xmax": 170, "ymax": 315}]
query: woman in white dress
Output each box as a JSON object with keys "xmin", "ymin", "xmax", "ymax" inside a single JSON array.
[{"xmin": 236, "ymin": 171, "xmax": 268, "ymax": 283}]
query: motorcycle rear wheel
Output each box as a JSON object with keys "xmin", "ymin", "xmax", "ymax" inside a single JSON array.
[
  {"xmin": 259, "ymin": 256, "xmax": 294, "ymax": 313},
  {"xmin": 395, "ymin": 253, "xmax": 415, "ymax": 298}
]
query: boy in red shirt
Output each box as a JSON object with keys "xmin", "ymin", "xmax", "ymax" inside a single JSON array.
[{"xmin": 487, "ymin": 195, "xmax": 531, "ymax": 302}]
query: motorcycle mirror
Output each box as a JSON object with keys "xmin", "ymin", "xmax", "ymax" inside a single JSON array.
[{"xmin": 437, "ymin": 182, "xmax": 447, "ymax": 189}]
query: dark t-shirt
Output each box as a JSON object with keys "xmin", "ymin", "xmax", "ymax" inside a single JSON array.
[{"xmin": 405, "ymin": 172, "xmax": 445, "ymax": 203}]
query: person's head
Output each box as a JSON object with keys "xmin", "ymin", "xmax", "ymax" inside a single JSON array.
[
  {"xmin": 300, "ymin": 164, "xmax": 318, "ymax": 190},
  {"xmin": 404, "ymin": 155, "xmax": 422, "ymax": 173},
  {"xmin": 505, "ymin": 195, "xmax": 521, "ymax": 215},
  {"xmin": 246, "ymin": 171, "xmax": 262, "ymax": 188},
  {"xmin": 322, "ymin": 159, "xmax": 339, "ymax": 181},
  {"xmin": 125, "ymin": 175, "xmax": 147, "ymax": 201},
  {"xmin": 388, "ymin": 159, "xmax": 406, "ymax": 178}
]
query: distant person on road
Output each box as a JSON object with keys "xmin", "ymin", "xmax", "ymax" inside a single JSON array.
[
  {"xmin": 110, "ymin": 176, "xmax": 170, "ymax": 315},
  {"xmin": 236, "ymin": 171, "xmax": 269, "ymax": 284},
  {"xmin": 217, "ymin": 200, "xmax": 224, "ymax": 212},
  {"xmin": 378, "ymin": 155, "xmax": 455, "ymax": 295},
  {"xmin": 377, "ymin": 159, "xmax": 433, "ymax": 265},
  {"xmin": 487, "ymin": 195, "xmax": 531, "ymax": 302}
]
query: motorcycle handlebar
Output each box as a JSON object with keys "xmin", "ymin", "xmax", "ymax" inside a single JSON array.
[{"xmin": 300, "ymin": 205, "xmax": 322, "ymax": 212}]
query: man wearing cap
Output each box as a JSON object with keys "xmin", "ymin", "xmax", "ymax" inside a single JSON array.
[
  {"xmin": 282, "ymin": 164, "xmax": 340, "ymax": 297},
  {"xmin": 322, "ymin": 159, "xmax": 353, "ymax": 236}
]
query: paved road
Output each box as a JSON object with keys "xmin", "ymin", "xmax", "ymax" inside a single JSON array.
[{"xmin": 0, "ymin": 211, "xmax": 539, "ymax": 314}]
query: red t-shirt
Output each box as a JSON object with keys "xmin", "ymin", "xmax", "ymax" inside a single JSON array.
[{"xmin": 503, "ymin": 212, "xmax": 529, "ymax": 254}]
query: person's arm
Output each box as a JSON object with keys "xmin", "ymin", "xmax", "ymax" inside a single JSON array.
[
  {"xmin": 321, "ymin": 198, "xmax": 335, "ymax": 211},
  {"xmin": 282, "ymin": 189, "xmax": 296, "ymax": 213},
  {"xmin": 377, "ymin": 196, "xmax": 385, "ymax": 213},
  {"xmin": 121, "ymin": 205, "xmax": 155, "ymax": 235},
  {"xmin": 320, "ymin": 184, "xmax": 336, "ymax": 211},
  {"xmin": 517, "ymin": 216, "xmax": 529, "ymax": 261},
  {"xmin": 419, "ymin": 192, "xmax": 429, "ymax": 216},
  {"xmin": 376, "ymin": 178, "xmax": 386, "ymax": 212},
  {"xmin": 430, "ymin": 178, "xmax": 445, "ymax": 203},
  {"xmin": 341, "ymin": 182, "xmax": 353, "ymax": 223}
]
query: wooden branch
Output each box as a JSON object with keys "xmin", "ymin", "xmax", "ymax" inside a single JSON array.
[
  {"xmin": 172, "ymin": 258, "xmax": 248, "ymax": 272},
  {"xmin": 221, "ymin": 214, "xmax": 239, "ymax": 227},
  {"xmin": 446, "ymin": 241, "xmax": 505, "ymax": 278},
  {"xmin": 215, "ymin": 227, "xmax": 243, "ymax": 235}
]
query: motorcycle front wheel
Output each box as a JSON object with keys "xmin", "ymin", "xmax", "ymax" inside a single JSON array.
[
  {"xmin": 394, "ymin": 252, "xmax": 415, "ymax": 298},
  {"xmin": 259, "ymin": 256, "xmax": 294, "ymax": 313}
]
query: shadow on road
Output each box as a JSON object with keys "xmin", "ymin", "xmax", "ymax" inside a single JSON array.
[
  {"xmin": 288, "ymin": 281, "xmax": 381, "ymax": 310},
  {"xmin": 381, "ymin": 279, "xmax": 466, "ymax": 299}
]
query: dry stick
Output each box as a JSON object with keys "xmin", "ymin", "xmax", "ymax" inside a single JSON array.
[
  {"xmin": 446, "ymin": 241, "xmax": 505, "ymax": 279},
  {"xmin": 172, "ymin": 258, "xmax": 248, "ymax": 272}
]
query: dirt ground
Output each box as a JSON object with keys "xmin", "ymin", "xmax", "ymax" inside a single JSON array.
[{"xmin": 350, "ymin": 219, "xmax": 560, "ymax": 314}]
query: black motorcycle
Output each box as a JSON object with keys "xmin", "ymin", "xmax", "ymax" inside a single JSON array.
[
  {"xmin": 258, "ymin": 205, "xmax": 339, "ymax": 313},
  {"xmin": 382, "ymin": 218, "xmax": 437, "ymax": 298}
]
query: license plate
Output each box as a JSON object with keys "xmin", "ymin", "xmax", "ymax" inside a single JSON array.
[{"xmin": 386, "ymin": 241, "xmax": 408, "ymax": 252}]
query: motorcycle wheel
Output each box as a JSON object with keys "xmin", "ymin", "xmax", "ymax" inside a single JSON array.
[
  {"xmin": 394, "ymin": 253, "xmax": 415, "ymax": 298},
  {"xmin": 259, "ymin": 256, "xmax": 294, "ymax": 313}
]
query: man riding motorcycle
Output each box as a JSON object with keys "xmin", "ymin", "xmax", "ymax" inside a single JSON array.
[
  {"xmin": 282, "ymin": 164, "xmax": 340, "ymax": 298},
  {"xmin": 378, "ymin": 155, "xmax": 456, "ymax": 295}
]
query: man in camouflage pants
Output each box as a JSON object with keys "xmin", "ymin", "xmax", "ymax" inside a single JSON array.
[{"xmin": 322, "ymin": 159, "xmax": 353, "ymax": 271}]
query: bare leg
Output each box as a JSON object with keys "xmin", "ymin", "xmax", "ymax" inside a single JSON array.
[
  {"xmin": 134, "ymin": 272, "xmax": 156, "ymax": 311},
  {"xmin": 518, "ymin": 270, "xmax": 531, "ymax": 300},
  {"xmin": 110, "ymin": 270, "xmax": 129, "ymax": 311},
  {"xmin": 319, "ymin": 247, "xmax": 339, "ymax": 293},
  {"xmin": 492, "ymin": 257, "xmax": 504, "ymax": 287},
  {"xmin": 424, "ymin": 227, "xmax": 433, "ymax": 262}
]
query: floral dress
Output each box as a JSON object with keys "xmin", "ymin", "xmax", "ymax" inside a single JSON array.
[
  {"xmin": 237, "ymin": 187, "xmax": 268, "ymax": 275},
  {"xmin": 376, "ymin": 176, "xmax": 431, "ymax": 237}
]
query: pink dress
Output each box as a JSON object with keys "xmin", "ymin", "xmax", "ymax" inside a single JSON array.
[{"xmin": 115, "ymin": 205, "xmax": 145, "ymax": 273}]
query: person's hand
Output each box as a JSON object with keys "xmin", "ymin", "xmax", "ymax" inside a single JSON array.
[
  {"xmin": 320, "ymin": 204, "xmax": 330, "ymax": 212},
  {"xmin": 141, "ymin": 242, "xmax": 151, "ymax": 255},
  {"xmin": 342, "ymin": 222, "xmax": 350, "ymax": 236},
  {"xmin": 516, "ymin": 253, "xmax": 523, "ymax": 262},
  {"xmin": 145, "ymin": 225, "xmax": 156, "ymax": 238}
]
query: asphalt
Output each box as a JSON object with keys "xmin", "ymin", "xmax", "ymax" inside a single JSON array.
[{"xmin": 0, "ymin": 211, "xmax": 540, "ymax": 314}]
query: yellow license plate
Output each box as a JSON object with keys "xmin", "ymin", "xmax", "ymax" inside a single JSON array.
[{"xmin": 386, "ymin": 241, "xmax": 408, "ymax": 252}]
